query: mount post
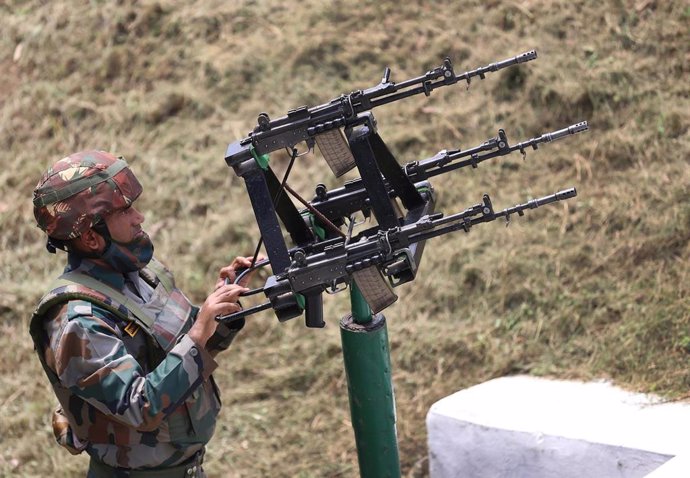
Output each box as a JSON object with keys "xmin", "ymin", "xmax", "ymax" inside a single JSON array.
[{"xmin": 340, "ymin": 282, "xmax": 401, "ymax": 477}]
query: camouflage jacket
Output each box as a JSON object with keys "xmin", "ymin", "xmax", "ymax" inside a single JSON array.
[{"xmin": 29, "ymin": 255, "xmax": 243, "ymax": 469}]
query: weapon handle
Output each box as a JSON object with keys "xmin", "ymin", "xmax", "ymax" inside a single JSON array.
[{"xmin": 304, "ymin": 292, "xmax": 325, "ymax": 328}]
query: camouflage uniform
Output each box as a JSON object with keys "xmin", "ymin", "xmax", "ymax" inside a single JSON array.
[{"xmin": 30, "ymin": 152, "xmax": 243, "ymax": 477}]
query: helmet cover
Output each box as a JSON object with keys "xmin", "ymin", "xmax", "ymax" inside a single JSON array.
[{"xmin": 33, "ymin": 151, "xmax": 142, "ymax": 240}]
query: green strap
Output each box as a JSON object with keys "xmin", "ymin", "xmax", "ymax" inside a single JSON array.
[
  {"xmin": 33, "ymin": 159, "xmax": 128, "ymax": 207},
  {"xmin": 146, "ymin": 259, "xmax": 173, "ymax": 293},
  {"xmin": 250, "ymin": 145, "xmax": 270, "ymax": 170},
  {"xmin": 56, "ymin": 272, "xmax": 155, "ymax": 329}
]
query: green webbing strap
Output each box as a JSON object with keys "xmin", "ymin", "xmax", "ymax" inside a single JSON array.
[
  {"xmin": 304, "ymin": 212, "xmax": 326, "ymax": 240},
  {"xmin": 249, "ymin": 145, "xmax": 270, "ymax": 170},
  {"xmin": 33, "ymin": 159, "xmax": 128, "ymax": 207},
  {"xmin": 54, "ymin": 272, "xmax": 154, "ymax": 329},
  {"xmin": 146, "ymin": 259, "xmax": 173, "ymax": 293}
]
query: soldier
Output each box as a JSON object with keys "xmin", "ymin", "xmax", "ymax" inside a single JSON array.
[{"xmin": 30, "ymin": 150, "xmax": 251, "ymax": 477}]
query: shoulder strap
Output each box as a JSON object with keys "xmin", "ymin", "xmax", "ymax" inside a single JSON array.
[
  {"xmin": 145, "ymin": 258, "xmax": 173, "ymax": 293},
  {"xmin": 30, "ymin": 273, "xmax": 167, "ymax": 383},
  {"xmin": 54, "ymin": 272, "xmax": 155, "ymax": 329}
]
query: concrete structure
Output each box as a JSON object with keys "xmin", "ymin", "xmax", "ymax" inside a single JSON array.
[
  {"xmin": 427, "ymin": 376, "xmax": 690, "ymax": 478},
  {"xmin": 643, "ymin": 455, "xmax": 690, "ymax": 478}
]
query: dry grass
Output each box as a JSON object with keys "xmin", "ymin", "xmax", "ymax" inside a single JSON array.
[{"xmin": 1, "ymin": 0, "xmax": 689, "ymax": 476}]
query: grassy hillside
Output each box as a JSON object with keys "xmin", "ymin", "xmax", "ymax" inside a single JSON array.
[{"xmin": 1, "ymin": 1, "xmax": 688, "ymax": 476}]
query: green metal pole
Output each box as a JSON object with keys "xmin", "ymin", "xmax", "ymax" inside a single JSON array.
[{"xmin": 340, "ymin": 282, "xmax": 401, "ymax": 478}]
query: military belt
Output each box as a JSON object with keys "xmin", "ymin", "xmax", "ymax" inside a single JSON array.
[{"xmin": 87, "ymin": 450, "xmax": 205, "ymax": 478}]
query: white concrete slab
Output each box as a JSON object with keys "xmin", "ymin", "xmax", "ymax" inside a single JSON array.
[
  {"xmin": 427, "ymin": 376, "xmax": 690, "ymax": 478},
  {"xmin": 644, "ymin": 455, "xmax": 690, "ymax": 478}
]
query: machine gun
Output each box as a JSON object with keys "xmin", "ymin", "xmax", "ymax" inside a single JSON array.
[
  {"xmin": 307, "ymin": 121, "xmax": 589, "ymax": 233},
  {"xmin": 220, "ymin": 49, "xmax": 586, "ymax": 329},
  {"xmin": 225, "ymin": 50, "xmax": 537, "ymax": 171},
  {"xmin": 218, "ymin": 186, "xmax": 577, "ymax": 326}
]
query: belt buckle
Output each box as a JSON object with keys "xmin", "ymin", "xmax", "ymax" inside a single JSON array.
[
  {"xmin": 123, "ymin": 321, "xmax": 140, "ymax": 338},
  {"xmin": 185, "ymin": 464, "xmax": 198, "ymax": 476},
  {"xmin": 185, "ymin": 450, "xmax": 204, "ymax": 476}
]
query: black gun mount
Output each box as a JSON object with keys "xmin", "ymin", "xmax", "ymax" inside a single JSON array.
[{"xmin": 221, "ymin": 50, "xmax": 587, "ymax": 327}]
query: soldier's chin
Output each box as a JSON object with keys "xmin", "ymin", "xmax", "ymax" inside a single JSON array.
[{"xmin": 112, "ymin": 230, "xmax": 153, "ymax": 248}]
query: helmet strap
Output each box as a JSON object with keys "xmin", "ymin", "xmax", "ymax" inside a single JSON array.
[
  {"xmin": 92, "ymin": 220, "xmax": 113, "ymax": 251},
  {"xmin": 46, "ymin": 237, "xmax": 67, "ymax": 254},
  {"xmin": 92, "ymin": 220, "xmax": 154, "ymax": 273},
  {"xmin": 63, "ymin": 221, "xmax": 113, "ymax": 260}
]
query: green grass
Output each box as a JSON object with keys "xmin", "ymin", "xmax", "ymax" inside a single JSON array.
[{"xmin": 1, "ymin": 1, "xmax": 688, "ymax": 476}]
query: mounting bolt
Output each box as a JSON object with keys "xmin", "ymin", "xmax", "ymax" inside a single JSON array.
[{"xmin": 292, "ymin": 249, "xmax": 307, "ymax": 267}]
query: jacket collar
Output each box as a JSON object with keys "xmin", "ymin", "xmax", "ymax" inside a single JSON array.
[{"xmin": 65, "ymin": 253, "xmax": 127, "ymax": 291}]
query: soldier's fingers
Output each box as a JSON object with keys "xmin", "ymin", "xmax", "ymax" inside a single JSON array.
[
  {"xmin": 237, "ymin": 277, "xmax": 251, "ymax": 288},
  {"xmin": 222, "ymin": 287, "xmax": 248, "ymax": 301},
  {"xmin": 218, "ymin": 266, "xmax": 237, "ymax": 282},
  {"xmin": 210, "ymin": 285, "xmax": 247, "ymax": 303},
  {"xmin": 220, "ymin": 283, "xmax": 247, "ymax": 293},
  {"xmin": 213, "ymin": 283, "xmax": 240, "ymax": 294},
  {"xmin": 215, "ymin": 302, "xmax": 241, "ymax": 316},
  {"xmin": 233, "ymin": 256, "xmax": 253, "ymax": 267}
]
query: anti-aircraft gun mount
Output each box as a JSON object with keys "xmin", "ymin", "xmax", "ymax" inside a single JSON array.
[
  {"xmin": 220, "ymin": 113, "xmax": 587, "ymax": 326},
  {"xmin": 221, "ymin": 49, "xmax": 588, "ymax": 477}
]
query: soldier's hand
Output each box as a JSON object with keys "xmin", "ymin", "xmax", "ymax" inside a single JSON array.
[
  {"xmin": 190, "ymin": 284, "xmax": 248, "ymax": 347},
  {"xmin": 216, "ymin": 255, "xmax": 265, "ymax": 289}
]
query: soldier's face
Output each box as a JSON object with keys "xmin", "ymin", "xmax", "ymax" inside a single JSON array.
[{"xmin": 104, "ymin": 203, "xmax": 146, "ymax": 244}]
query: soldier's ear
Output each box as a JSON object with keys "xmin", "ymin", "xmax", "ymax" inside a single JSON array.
[{"xmin": 74, "ymin": 229, "xmax": 106, "ymax": 254}]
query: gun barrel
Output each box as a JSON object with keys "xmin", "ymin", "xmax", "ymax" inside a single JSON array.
[
  {"xmin": 544, "ymin": 121, "xmax": 589, "ymax": 142},
  {"xmin": 456, "ymin": 50, "xmax": 538, "ymax": 80},
  {"xmin": 517, "ymin": 50, "xmax": 538, "ymax": 63},
  {"xmin": 501, "ymin": 49, "xmax": 538, "ymax": 67},
  {"xmin": 492, "ymin": 187, "xmax": 577, "ymax": 219},
  {"xmin": 528, "ymin": 187, "xmax": 577, "ymax": 208}
]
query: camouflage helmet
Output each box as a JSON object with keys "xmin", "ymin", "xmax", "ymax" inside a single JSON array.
[{"xmin": 33, "ymin": 150, "xmax": 143, "ymax": 240}]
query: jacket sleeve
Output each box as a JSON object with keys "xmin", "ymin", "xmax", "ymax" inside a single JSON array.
[
  {"xmin": 50, "ymin": 307, "xmax": 218, "ymax": 432},
  {"xmin": 205, "ymin": 317, "xmax": 245, "ymax": 353}
]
